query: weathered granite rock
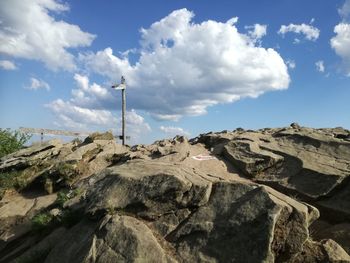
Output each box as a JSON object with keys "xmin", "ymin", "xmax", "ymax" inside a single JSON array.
[
  {"xmin": 0, "ymin": 127, "xmax": 350, "ymax": 262},
  {"xmin": 311, "ymin": 220, "xmax": 350, "ymax": 255},
  {"xmin": 66, "ymin": 160, "xmax": 329, "ymax": 262},
  {"xmin": 83, "ymin": 160, "xmax": 212, "ymax": 218},
  {"xmin": 205, "ymin": 127, "xmax": 350, "ymax": 221},
  {"xmin": 0, "ymin": 192, "xmax": 57, "ymax": 252},
  {"xmin": 2, "ymin": 227, "xmax": 67, "ymax": 263},
  {"xmin": 83, "ymin": 131, "xmax": 115, "ymax": 144},
  {"xmin": 0, "ymin": 139, "xmax": 62, "ymax": 172},
  {"xmin": 291, "ymin": 239, "xmax": 350, "ymax": 263},
  {"xmin": 16, "ymin": 215, "xmax": 176, "ymax": 263}
]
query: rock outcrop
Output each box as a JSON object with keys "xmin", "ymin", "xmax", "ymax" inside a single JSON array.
[{"xmin": 0, "ymin": 128, "xmax": 350, "ymax": 262}]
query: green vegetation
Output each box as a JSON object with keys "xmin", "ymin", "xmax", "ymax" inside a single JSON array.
[
  {"xmin": 0, "ymin": 170, "xmax": 22, "ymax": 199},
  {"xmin": 55, "ymin": 162, "xmax": 77, "ymax": 185},
  {"xmin": 55, "ymin": 188, "xmax": 83, "ymax": 207},
  {"xmin": 31, "ymin": 208, "xmax": 83, "ymax": 234},
  {"xmin": 55, "ymin": 190, "xmax": 71, "ymax": 207},
  {"xmin": 0, "ymin": 171, "xmax": 21, "ymax": 189},
  {"xmin": 31, "ymin": 212, "xmax": 54, "ymax": 233},
  {"xmin": 0, "ymin": 128, "xmax": 31, "ymax": 158}
]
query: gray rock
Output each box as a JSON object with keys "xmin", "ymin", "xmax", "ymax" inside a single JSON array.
[
  {"xmin": 1, "ymin": 126, "xmax": 350, "ymax": 262},
  {"xmin": 44, "ymin": 215, "xmax": 176, "ymax": 263},
  {"xmin": 311, "ymin": 220, "xmax": 350, "ymax": 254},
  {"xmin": 84, "ymin": 160, "xmax": 212, "ymax": 218},
  {"xmin": 83, "ymin": 131, "xmax": 115, "ymax": 144},
  {"xmin": 74, "ymin": 160, "xmax": 324, "ymax": 262},
  {"xmin": 290, "ymin": 122, "xmax": 301, "ymax": 129},
  {"xmin": 219, "ymin": 129, "xmax": 350, "ymax": 218},
  {"xmin": 0, "ymin": 140, "xmax": 62, "ymax": 171}
]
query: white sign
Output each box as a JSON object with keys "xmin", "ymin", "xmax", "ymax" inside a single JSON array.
[{"xmin": 191, "ymin": 154, "xmax": 217, "ymax": 161}]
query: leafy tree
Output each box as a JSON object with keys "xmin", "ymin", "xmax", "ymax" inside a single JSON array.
[{"xmin": 0, "ymin": 129, "xmax": 31, "ymax": 158}]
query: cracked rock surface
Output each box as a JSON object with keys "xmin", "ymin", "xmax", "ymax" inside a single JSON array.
[{"xmin": 1, "ymin": 128, "xmax": 350, "ymax": 262}]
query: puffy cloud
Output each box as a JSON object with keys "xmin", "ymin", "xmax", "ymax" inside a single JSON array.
[
  {"xmin": 331, "ymin": 23, "xmax": 350, "ymax": 75},
  {"xmin": 79, "ymin": 48, "xmax": 134, "ymax": 83},
  {"xmin": 71, "ymin": 74, "xmax": 112, "ymax": 107},
  {"xmin": 124, "ymin": 110, "xmax": 151, "ymax": 140},
  {"xmin": 245, "ymin": 24, "xmax": 267, "ymax": 43},
  {"xmin": 286, "ymin": 60, "xmax": 296, "ymax": 69},
  {"xmin": 0, "ymin": 0, "xmax": 95, "ymax": 71},
  {"xmin": 47, "ymin": 99, "xmax": 113, "ymax": 126},
  {"xmin": 315, "ymin": 60, "xmax": 325, "ymax": 73},
  {"xmin": 25, "ymin": 77, "xmax": 50, "ymax": 91},
  {"xmin": 293, "ymin": 38, "xmax": 301, "ymax": 44},
  {"xmin": 47, "ymin": 75, "xmax": 151, "ymax": 143},
  {"xmin": 80, "ymin": 8, "xmax": 290, "ymax": 120},
  {"xmin": 339, "ymin": 0, "xmax": 350, "ymax": 21},
  {"xmin": 0, "ymin": 60, "xmax": 17, "ymax": 70},
  {"xmin": 278, "ymin": 23, "xmax": 320, "ymax": 41},
  {"xmin": 160, "ymin": 126, "xmax": 190, "ymax": 137}
]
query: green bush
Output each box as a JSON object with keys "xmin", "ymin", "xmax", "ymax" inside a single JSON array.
[
  {"xmin": 31, "ymin": 212, "xmax": 54, "ymax": 232},
  {"xmin": 55, "ymin": 188, "xmax": 82, "ymax": 207},
  {"xmin": 0, "ymin": 129, "xmax": 31, "ymax": 158},
  {"xmin": 55, "ymin": 190, "xmax": 70, "ymax": 207},
  {"xmin": 0, "ymin": 171, "xmax": 22, "ymax": 199}
]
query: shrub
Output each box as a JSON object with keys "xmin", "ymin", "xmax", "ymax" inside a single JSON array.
[
  {"xmin": 31, "ymin": 212, "xmax": 54, "ymax": 232},
  {"xmin": 55, "ymin": 190, "xmax": 71, "ymax": 207},
  {"xmin": 55, "ymin": 188, "xmax": 83, "ymax": 207},
  {"xmin": 0, "ymin": 129, "xmax": 31, "ymax": 158},
  {"xmin": 0, "ymin": 171, "xmax": 22, "ymax": 199}
]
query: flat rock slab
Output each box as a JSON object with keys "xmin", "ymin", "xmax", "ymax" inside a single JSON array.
[{"xmin": 207, "ymin": 128, "xmax": 350, "ymax": 220}]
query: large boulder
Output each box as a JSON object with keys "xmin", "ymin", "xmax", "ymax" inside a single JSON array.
[
  {"xmin": 83, "ymin": 131, "xmax": 115, "ymax": 144},
  {"xmin": 42, "ymin": 215, "xmax": 176, "ymax": 263},
  {"xmin": 2, "ymin": 159, "xmax": 322, "ymax": 262},
  {"xmin": 210, "ymin": 127, "xmax": 350, "ymax": 221}
]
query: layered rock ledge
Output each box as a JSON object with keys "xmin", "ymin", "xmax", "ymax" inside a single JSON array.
[{"xmin": 0, "ymin": 127, "xmax": 349, "ymax": 262}]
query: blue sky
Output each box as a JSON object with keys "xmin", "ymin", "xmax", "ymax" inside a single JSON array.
[{"xmin": 1, "ymin": 0, "xmax": 350, "ymax": 144}]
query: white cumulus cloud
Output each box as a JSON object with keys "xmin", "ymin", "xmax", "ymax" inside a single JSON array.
[
  {"xmin": 278, "ymin": 23, "xmax": 320, "ymax": 41},
  {"xmin": 160, "ymin": 126, "xmax": 190, "ymax": 137},
  {"xmin": 0, "ymin": 60, "xmax": 17, "ymax": 70},
  {"xmin": 47, "ymin": 99, "xmax": 113, "ymax": 126},
  {"xmin": 315, "ymin": 60, "xmax": 325, "ymax": 73},
  {"xmin": 25, "ymin": 77, "xmax": 50, "ymax": 91},
  {"xmin": 0, "ymin": 0, "xmax": 95, "ymax": 71},
  {"xmin": 46, "ymin": 75, "xmax": 151, "ymax": 143},
  {"xmin": 245, "ymin": 24, "xmax": 267, "ymax": 43},
  {"xmin": 80, "ymin": 8, "xmax": 290, "ymax": 121},
  {"xmin": 124, "ymin": 110, "xmax": 151, "ymax": 140},
  {"xmin": 71, "ymin": 74, "xmax": 112, "ymax": 107},
  {"xmin": 331, "ymin": 23, "xmax": 350, "ymax": 75}
]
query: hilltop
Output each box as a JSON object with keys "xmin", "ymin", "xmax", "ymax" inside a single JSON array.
[{"xmin": 0, "ymin": 125, "xmax": 350, "ymax": 262}]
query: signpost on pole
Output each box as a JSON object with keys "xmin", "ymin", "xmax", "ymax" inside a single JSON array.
[
  {"xmin": 111, "ymin": 76, "xmax": 127, "ymax": 145},
  {"xmin": 19, "ymin": 127, "xmax": 89, "ymax": 144}
]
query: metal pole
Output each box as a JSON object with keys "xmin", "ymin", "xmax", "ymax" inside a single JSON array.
[
  {"xmin": 111, "ymin": 76, "xmax": 126, "ymax": 145},
  {"xmin": 121, "ymin": 87, "xmax": 126, "ymax": 145}
]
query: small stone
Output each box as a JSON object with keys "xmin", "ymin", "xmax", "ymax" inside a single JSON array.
[
  {"xmin": 49, "ymin": 208, "xmax": 62, "ymax": 217},
  {"xmin": 44, "ymin": 179, "xmax": 54, "ymax": 194}
]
